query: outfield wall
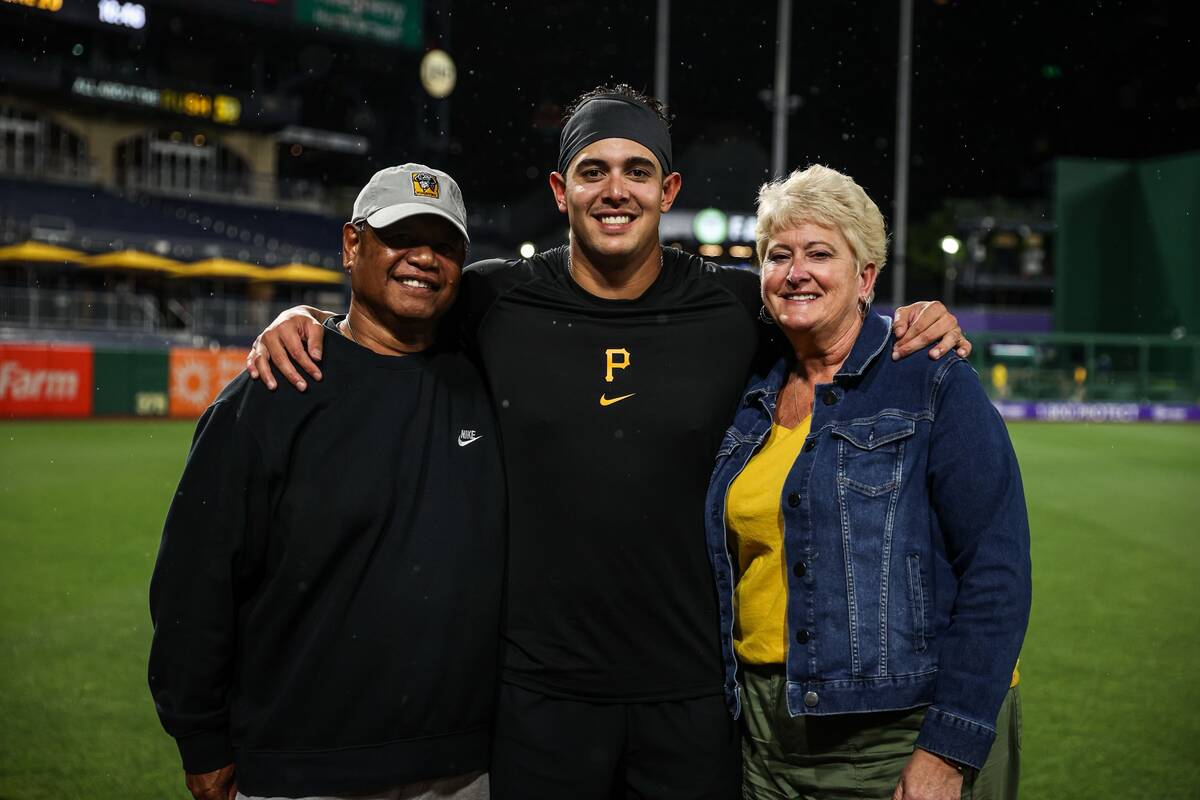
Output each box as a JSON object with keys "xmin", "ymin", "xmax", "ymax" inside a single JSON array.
[
  {"xmin": 0, "ymin": 342, "xmax": 244, "ymax": 419},
  {"xmin": 4, "ymin": 341, "xmax": 1200, "ymax": 422},
  {"xmin": 1055, "ymin": 152, "xmax": 1200, "ymax": 337},
  {"xmin": 994, "ymin": 401, "xmax": 1200, "ymax": 423}
]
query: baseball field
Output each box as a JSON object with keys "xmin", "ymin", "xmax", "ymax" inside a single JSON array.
[{"xmin": 1, "ymin": 419, "xmax": 1198, "ymax": 798}]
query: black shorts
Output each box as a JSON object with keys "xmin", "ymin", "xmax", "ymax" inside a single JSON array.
[{"xmin": 490, "ymin": 681, "xmax": 742, "ymax": 800}]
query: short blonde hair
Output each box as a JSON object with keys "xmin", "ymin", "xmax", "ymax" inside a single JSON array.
[{"xmin": 755, "ymin": 164, "xmax": 888, "ymax": 288}]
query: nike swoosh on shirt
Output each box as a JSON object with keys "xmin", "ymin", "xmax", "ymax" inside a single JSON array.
[
  {"xmin": 599, "ymin": 393, "xmax": 636, "ymax": 406},
  {"xmin": 457, "ymin": 435, "xmax": 483, "ymax": 447}
]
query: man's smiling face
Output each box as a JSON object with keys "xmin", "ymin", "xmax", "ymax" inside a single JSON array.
[
  {"xmin": 342, "ymin": 214, "xmax": 466, "ymax": 326},
  {"xmin": 551, "ymin": 137, "xmax": 680, "ymax": 266}
]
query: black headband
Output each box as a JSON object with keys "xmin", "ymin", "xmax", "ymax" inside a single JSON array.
[{"xmin": 557, "ymin": 94, "xmax": 673, "ymax": 177}]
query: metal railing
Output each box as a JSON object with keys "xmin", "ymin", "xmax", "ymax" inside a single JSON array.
[
  {"xmin": 0, "ymin": 287, "xmax": 348, "ymax": 341},
  {"xmin": 0, "ymin": 286, "xmax": 160, "ymax": 332},
  {"xmin": 968, "ymin": 331, "xmax": 1200, "ymax": 404},
  {"xmin": 120, "ymin": 169, "xmax": 332, "ymax": 214},
  {"xmin": 188, "ymin": 298, "xmax": 296, "ymax": 339}
]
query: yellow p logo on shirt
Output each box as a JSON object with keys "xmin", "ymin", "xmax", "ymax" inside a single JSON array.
[{"xmin": 605, "ymin": 348, "xmax": 630, "ymax": 383}]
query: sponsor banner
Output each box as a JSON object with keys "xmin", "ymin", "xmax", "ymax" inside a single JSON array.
[
  {"xmin": 70, "ymin": 77, "xmax": 244, "ymax": 126},
  {"xmin": 93, "ymin": 349, "xmax": 169, "ymax": 416},
  {"xmin": 168, "ymin": 348, "xmax": 246, "ymax": 418},
  {"xmin": 994, "ymin": 401, "xmax": 1200, "ymax": 423},
  {"xmin": 294, "ymin": 0, "xmax": 422, "ymax": 48},
  {"xmin": 0, "ymin": 344, "xmax": 93, "ymax": 418}
]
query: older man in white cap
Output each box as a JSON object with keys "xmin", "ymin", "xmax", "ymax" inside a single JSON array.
[{"xmin": 149, "ymin": 164, "xmax": 502, "ymax": 800}]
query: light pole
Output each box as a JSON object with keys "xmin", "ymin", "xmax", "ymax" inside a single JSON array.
[
  {"xmin": 940, "ymin": 234, "xmax": 961, "ymax": 307},
  {"xmin": 891, "ymin": 0, "xmax": 914, "ymax": 306},
  {"xmin": 770, "ymin": 0, "xmax": 794, "ymax": 179},
  {"xmin": 655, "ymin": 0, "xmax": 670, "ymax": 107}
]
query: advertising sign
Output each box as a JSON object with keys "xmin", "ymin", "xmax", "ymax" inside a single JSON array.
[
  {"xmin": 992, "ymin": 401, "xmax": 1200, "ymax": 423},
  {"xmin": 294, "ymin": 0, "xmax": 422, "ymax": 49},
  {"xmin": 168, "ymin": 348, "xmax": 246, "ymax": 418},
  {"xmin": 1, "ymin": 0, "xmax": 147, "ymax": 32},
  {"xmin": 70, "ymin": 77, "xmax": 243, "ymax": 126},
  {"xmin": 0, "ymin": 344, "xmax": 93, "ymax": 418},
  {"xmin": 93, "ymin": 350, "xmax": 168, "ymax": 416}
]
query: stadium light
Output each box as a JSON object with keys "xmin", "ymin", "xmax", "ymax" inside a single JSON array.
[
  {"xmin": 519, "ymin": 242, "xmax": 536, "ymax": 259},
  {"xmin": 693, "ymin": 208, "xmax": 727, "ymax": 245},
  {"xmin": 940, "ymin": 235, "xmax": 961, "ymax": 256}
]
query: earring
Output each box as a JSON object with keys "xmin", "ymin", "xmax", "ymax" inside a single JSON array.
[{"xmin": 758, "ymin": 305, "xmax": 776, "ymax": 325}]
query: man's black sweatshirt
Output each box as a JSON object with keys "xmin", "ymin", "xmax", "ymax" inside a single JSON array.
[{"xmin": 148, "ymin": 318, "xmax": 505, "ymax": 797}]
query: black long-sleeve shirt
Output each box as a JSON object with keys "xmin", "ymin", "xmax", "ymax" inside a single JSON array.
[{"xmin": 149, "ymin": 318, "xmax": 505, "ymax": 797}]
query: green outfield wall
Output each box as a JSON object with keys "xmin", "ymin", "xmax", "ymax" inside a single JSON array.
[
  {"xmin": 92, "ymin": 350, "xmax": 170, "ymax": 416},
  {"xmin": 1055, "ymin": 152, "xmax": 1200, "ymax": 336}
]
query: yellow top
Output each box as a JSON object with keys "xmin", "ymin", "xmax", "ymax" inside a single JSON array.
[
  {"xmin": 723, "ymin": 416, "xmax": 1023, "ymax": 686},
  {"xmin": 725, "ymin": 418, "xmax": 811, "ymax": 665}
]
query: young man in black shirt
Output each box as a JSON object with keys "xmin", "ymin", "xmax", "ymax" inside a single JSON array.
[
  {"xmin": 150, "ymin": 165, "xmax": 503, "ymax": 800},
  {"xmin": 246, "ymin": 87, "xmax": 968, "ymax": 798}
]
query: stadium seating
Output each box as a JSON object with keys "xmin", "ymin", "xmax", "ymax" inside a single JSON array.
[{"xmin": 0, "ymin": 176, "xmax": 341, "ymax": 266}]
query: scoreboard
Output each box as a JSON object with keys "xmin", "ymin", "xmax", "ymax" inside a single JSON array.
[
  {"xmin": 1, "ymin": 0, "xmax": 147, "ymax": 31},
  {"xmin": 2, "ymin": 0, "xmax": 423, "ymax": 48}
]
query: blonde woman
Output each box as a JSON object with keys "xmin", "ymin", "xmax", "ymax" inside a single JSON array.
[{"xmin": 704, "ymin": 165, "xmax": 1029, "ymax": 800}]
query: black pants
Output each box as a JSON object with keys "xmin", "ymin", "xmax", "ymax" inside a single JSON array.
[{"xmin": 490, "ymin": 682, "xmax": 742, "ymax": 800}]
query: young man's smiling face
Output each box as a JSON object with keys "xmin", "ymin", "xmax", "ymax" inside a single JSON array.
[{"xmin": 550, "ymin": 137, "xmax": 681, "ymax": 267}]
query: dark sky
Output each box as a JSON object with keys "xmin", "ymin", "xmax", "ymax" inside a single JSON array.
[
  {"xmin": 435, "ymin": 0, "xmax": 1195, "ymax": 229},
  {"xmin": 2, "ymin": 0, "xmax": 1194, "ymax": 238}
]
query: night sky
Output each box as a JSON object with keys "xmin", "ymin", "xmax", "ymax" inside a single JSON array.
[
  {"xmin": 2, "ymin": 0, "xmax": 1195, "ymax": 242},
  {"xmin": 433, "ymin": 0, "xmax": 1195, "ymax": 229}
]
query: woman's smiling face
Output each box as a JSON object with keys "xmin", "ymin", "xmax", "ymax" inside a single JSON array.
[{"xmin": 760, "ymin": 220, "xmax": 877, "ymax": 341}]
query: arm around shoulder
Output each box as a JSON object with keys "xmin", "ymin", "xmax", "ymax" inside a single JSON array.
[{"xmin": 247, "ymin": 305, "xmax": 337, "ymax": 390}]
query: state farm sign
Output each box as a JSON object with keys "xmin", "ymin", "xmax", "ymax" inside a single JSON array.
[{"xmin": 0, "ymin": 345, "xmax": 93, "ymax": 417}]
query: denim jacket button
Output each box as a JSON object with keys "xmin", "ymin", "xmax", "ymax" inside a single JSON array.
[
  {"xmin": 803, "ymin": 439, "xmax": 816, "ymax": 453},
  {"xmin": 822, "ymin": 391, "xmax": 837, "ymax": 406},
  {"xmin": 795, "ymin": 629, "xmax": 811, "ymax": 644},
  {"xmin": 804, "ymin": 691, "xmax": 819, "ymax": 708},
  {"xmin": 786, "ymin": 492, "xmax": 800, "ymax": 508},
  {"xmin": 793, "ymin": 560, "xmax": 807, "ymax": 577}
]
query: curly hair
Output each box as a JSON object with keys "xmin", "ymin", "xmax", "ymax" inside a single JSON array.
[{"xmin": 563, "ymin": 84, "xmax": 671, "ymax": 128}]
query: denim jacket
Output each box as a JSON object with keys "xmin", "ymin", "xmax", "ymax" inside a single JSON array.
[{"xmin": 704, "ymin": 313, "xmax": 1031, "ymax": 769}]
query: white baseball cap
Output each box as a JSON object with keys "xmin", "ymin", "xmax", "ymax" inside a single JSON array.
[{"xmin": 352, "ymin": 163, "xmax": 469, "ymax": 243}]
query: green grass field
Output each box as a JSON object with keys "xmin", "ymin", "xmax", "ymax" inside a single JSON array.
[{"xmin": 1, "ymin": 420, "xmax": 1198, "ymax": 798}]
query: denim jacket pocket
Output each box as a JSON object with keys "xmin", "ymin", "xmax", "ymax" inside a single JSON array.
[
  {"xmin": 905, "ymin": 553, "xmax": 929, "ymax": 653},
  {"xmin": 830, "ymin": 416, "xmax": 916, "ymax": 496},
  {"xmin": 830, "ymin": 416, "xmax": 917, "ymax": 676}
]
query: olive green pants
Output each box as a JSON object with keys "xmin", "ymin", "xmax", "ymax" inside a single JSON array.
[{"xmin": 741, "ymin": 668, "xmax": 1021, "ymax": 800}]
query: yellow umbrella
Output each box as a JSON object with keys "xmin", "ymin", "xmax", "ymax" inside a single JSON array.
[
  {"xmin": 255, "ymin": 263, "xmax": 345, "ymax": 286},
  {"xmin": 0, "ymin": 241, "xmax": 87, "ymax": 264},
  {"xmin": 174, "ymin": 257, "xmax": 271, "ymax": 280},
  {"xmin": 82, "ymin": 249, "xmax": 185, "ymax": 274}
]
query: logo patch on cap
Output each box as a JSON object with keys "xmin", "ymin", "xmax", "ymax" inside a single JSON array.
[{"xmin": 412, "ymin": 172, "xmax": 440, "ymax": 198}]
